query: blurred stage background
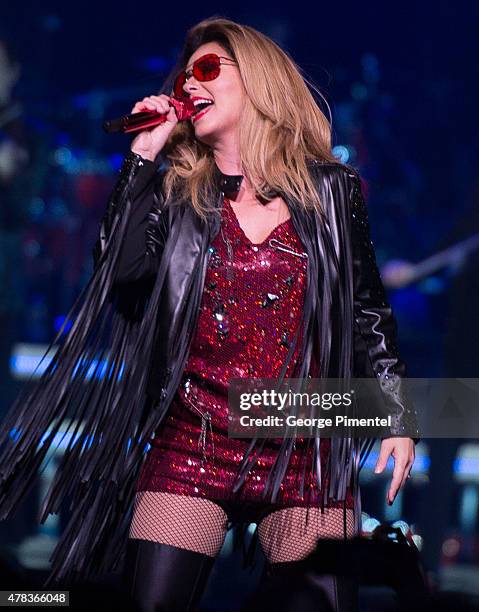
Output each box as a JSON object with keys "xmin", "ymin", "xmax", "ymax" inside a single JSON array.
[{"xmin": 0, "ymin": 1, "xmax": 478, "ymax": 609}]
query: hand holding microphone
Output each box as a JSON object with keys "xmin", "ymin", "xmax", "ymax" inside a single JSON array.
[{"xmin": 103, "ymin": 94, "xmax": 196, "ymax": 162}]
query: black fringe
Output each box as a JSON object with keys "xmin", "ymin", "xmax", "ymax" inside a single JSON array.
[
  {"xmin": 0, "ymin": 158, "xmax": 382, "ymax": 585},
  {"xmin": 232, "ymin": 164, "xmax": 373, "ymax": 544},
  {"xmin": 0, "ymin": 155, "xmax": 184, "ymax": 586}
]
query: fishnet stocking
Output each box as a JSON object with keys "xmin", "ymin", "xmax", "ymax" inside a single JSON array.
[
  {"xmin": 129, "ymin": 491, "xmax": 228, "ymax": 557},
  {"xmin": 129, "ymin": 491, "xmax": 355, "ymax": 564},
  {"xmin": 258, "ymin": 506, "xmax": 356, "ymax": 564}
]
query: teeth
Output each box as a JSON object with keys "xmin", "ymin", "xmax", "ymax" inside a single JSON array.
[
  {"xmin": 192, "ymin": 98, "xmax": 214, "ymax": 118},
  {"xmin": 193, "ymin": 98, "xmax": 214, "ymax": 106}
]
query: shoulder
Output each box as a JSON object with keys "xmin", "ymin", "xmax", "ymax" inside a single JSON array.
[
  {"xmin": 309, "ymin": 158, "xmax": 359, "ymax": 181},
  {"xmin": 308, "ymin": 159, "xmax": 361, "ymax": 203}
]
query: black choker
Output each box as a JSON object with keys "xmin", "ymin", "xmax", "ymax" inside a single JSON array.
[
  {"xmin": 213, "ymin": 162, "xmax": 243, "ymax": 199},
  {"xmin": 213, "ymin": 162, "xmax": 277, "ymax": 205}
]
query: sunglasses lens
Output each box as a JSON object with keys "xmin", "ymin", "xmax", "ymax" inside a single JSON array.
[
  {"xmin": 173, "ymin": 72, "xmax": 186, "ymax": 98},
  {"xmin": 194, "ymin": 55, "xmax": 221, "ymax": 81},
  {"xmin": 173, "ymin": 54, "xmax": 223, "ymax": 97}
]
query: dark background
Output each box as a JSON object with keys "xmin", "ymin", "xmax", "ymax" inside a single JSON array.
[{"xmin": 1, "ymin": 1, "xmax": 478, "ymax": 608}]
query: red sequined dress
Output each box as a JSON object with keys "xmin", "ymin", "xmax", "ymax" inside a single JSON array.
[{"xmin": 136, "ymin": 196, "xmax": 354, "ymax": 512}]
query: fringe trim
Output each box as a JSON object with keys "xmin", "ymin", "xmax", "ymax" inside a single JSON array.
[
  {"xmin": 0, "ymin": 159, "xmax": 379, "ymax": 585},
  {"xmin": 0, "ymin": 155, "xmax": 179, "ymax": 585}
]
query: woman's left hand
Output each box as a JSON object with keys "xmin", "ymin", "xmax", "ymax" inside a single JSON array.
[{"xmin": 374, "ymin": 437, "xmax": 415, "ymax": 505}]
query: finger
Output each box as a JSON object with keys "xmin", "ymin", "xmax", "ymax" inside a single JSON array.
[
  {"xmin": 166, "ymin": 106, "xmax": 178, "ymax": 122},
  {"xmin": 141, "ymin": 97, "xmax": 164, "ymax": 110},
  {"xmin": 153, "ymin": 94, "xmax": 172, "ymax": 103},
  {"xmin": 387, "ymin": 458, "xmax": 408, "ymax": 505},
  {"xmin": 399, "ymin": 442, "xmax": 415, "ymax": 487},
  {"xmin": 390, "ymin": 440, "xmax": 415, "ymax": 501},
  {"xmin": 399, "ymin": 461, "xmax": 413, "ymax": 491},
  {"xmin": 131, "ymin": 94, "xmax": 173, "ymax": 114},
  {"xmin": 144, "ymin": 97, "xmax": 165, "ymax": 112},
  {"xmin": 374, "ymin": 442, "xmax": 391, "ymax": 474},
  {"xmin": 148, "ymin": 95, "xmax": 171, "ymax": 113},
  {"xmin": 131, "ymin": 100, "xmax": 157, "ymax": 114}
]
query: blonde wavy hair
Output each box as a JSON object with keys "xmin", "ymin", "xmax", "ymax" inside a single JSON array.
[{"xmin": 158, "ymin": 16, "xmax": 339, "ymax": 220}]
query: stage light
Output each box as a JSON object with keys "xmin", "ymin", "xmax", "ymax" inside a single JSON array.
[{"xmin": 332, "ymin": 145, "xmax": 350, "ymax": 163}]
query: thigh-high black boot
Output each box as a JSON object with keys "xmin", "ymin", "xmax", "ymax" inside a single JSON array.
[
  {"xmin": 246, "ymin": 560, "xmax": 359, "ymax": 612},
  {"xmin": 122, "ymin": 539, "xmax": 215, "ymax": 612}
]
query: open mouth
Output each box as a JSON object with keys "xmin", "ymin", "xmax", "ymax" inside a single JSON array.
[{"xmin": 191, "ymin": 98, "xmax": 214, "ymax": 120}]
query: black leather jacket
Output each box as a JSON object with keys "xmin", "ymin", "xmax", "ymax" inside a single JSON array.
[
  {"xmin": 93, "ymin": 152, "xmax": 419, "ymax": 443},
  {"xmin": 0, "ymin": 150, "xmax": 420, "ymax": 587}
]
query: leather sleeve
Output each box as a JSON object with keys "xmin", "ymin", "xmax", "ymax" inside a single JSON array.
[
  {"xmin": 348, "ymin": 169, "xmax": 420, "ymax": 444},
  {"xmin": 92, "ymin": 151, "xmax": 169, "ymax": 283}
]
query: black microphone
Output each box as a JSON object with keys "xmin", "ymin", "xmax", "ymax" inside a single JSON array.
[{"xmin": 103, "ymin": 97, "xmax": 196, "ymax": 134}]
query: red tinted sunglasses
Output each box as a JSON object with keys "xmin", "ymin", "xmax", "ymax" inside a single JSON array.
[{"xmin": 173, "ymin": 53, "xmax": 238, "ymax": 98}]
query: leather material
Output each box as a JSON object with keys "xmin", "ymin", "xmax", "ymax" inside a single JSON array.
[
  {"xmin": 349, "ymin": 174, "xmax": 419, "ymax": 440},
  {"xmin": 79, "ymin": 155, "xmax": 420, "ymax": 580},
  {"xmin": 0, "ymin": 154, "xmax": 420, "ymax": 586},
  {"xmin": 93, "ymin": 155, "xmax": 419, "ymax": 443},
  {"xmin": 308, "ymin": 572, "xmax": 359, "ymax": 612},
  {"xmin": 255, "ymin": 560, "xmax": 359, "ymax": 612},
  {"xmin": 123, "ymin": 539, "xmax": 214, "ymax": 612}
]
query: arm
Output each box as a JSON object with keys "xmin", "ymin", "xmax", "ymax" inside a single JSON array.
[
  {"xmin": 92, "ymin": 151, "xmax": 168, "ymax": 283},
  {"xmin": 348, "ymin": 169, "xmax": 420, "ymax": 443}
]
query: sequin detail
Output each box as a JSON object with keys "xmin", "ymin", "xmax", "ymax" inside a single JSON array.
[{"xmin": 136, "ymin": 195, "xmax": 354, "ymax": 510}]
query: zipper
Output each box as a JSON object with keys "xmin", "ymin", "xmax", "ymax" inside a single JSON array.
[
  {"xmin": 220, "ymin": 224, "xmax": 234, "ymax": 281},
  {"xmin": 183, "ymin": 377, "xmax": 215, "ymax": 465},
  {"xmin": 179, "ymin": 195, "xmax": 225, "ymax": 465}
]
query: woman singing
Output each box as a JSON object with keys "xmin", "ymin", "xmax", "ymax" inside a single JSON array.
[{"xmin": 0, "ymin": 16, "xmax": 418, "ymax": 611}]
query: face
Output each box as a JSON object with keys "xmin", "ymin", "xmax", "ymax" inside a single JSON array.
[{"xmin": 181, "ymin": 42, "xmax": 246, "ymax": 146}]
